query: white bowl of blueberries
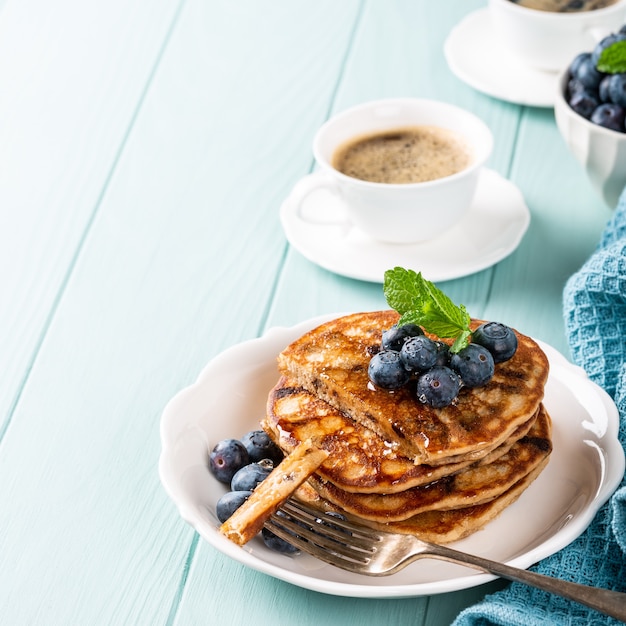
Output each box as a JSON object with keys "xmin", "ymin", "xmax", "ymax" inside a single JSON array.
[{"xmin": 555, "ymin": 25, "xmax": 626, "ymax": 208}]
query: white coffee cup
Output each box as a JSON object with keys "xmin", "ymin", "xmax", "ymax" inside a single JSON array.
[
  {"xmin": 489, "ymin": 0, "xmax": 626, "ymax": 72},
  {"xmin": 290, "ymin": 98, "xmax": 493, "ymax": 245}
]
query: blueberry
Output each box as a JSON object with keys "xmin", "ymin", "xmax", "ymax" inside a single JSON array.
[
  {"xmin": 230, "ymin": 460, "xmax": 273, "ymax": 491},
  {"xmin": 240, "ymin": 429, "xmax": 283, "ymax": 464},
  {"xmin": 261, "ymin": 527, "xmax": 300, "ymax": 554},
  {"xmin": 216, "ymin": 490, "xmax": 252, "ymax": 523},
  {"xmin": 381, "ymin": 323, "xmax": 423, "ymax": 351},
  {"xmin": 368, "ymin": 350, "xmax": 411, "ymax": 389},
  {"xmin": 400, "ymin": 335, "xmax": 438, "ymax": 372},
  {"xmin": 599, "ymin": 75, "xmax": 612, "ymax": 103},
  {"xmin": 591, "ymin": 103, "xmax": 626, "ymax": 131},
  {"xmin": 433, "ymin": 341, "xmax": 451, "ymax": 366},
  {"xmin": 592, "ymin": 33, "xmax": 626, "ymax": 66},
  {"xmin": 209, "ymin": 438, "xmax": 249, "ymax": 484},
  {"xmin": 472, "ymin": 322, "xmax": 518, "ymax": 363},
  {"xmin": 568, "ymin": 89, "xmax": 600, "ymax": 119},
  {"xmin": 607, "ymin": 73, "xmax": 626, "ymax": 108},
  {"xmin": 567, "ymin": 77, "xmax": 586, "ymax": 98},
  {"xmin": 575, "ymin": 56, "xmax": 603, "ymax": 91},
  {"xmin": 450, "ymin": 344, "xmax": 495, "ymax": 388},
  {"xmin": 416, "ymin": 366, "xmax": 461, "ymax": 408},
  {"xmin": 569, "ymin": 52, "xmax": 590, "ymax": 77}
]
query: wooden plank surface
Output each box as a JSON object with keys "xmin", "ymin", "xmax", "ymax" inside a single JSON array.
[{"xmin": 0, "ymin": 0, "xmax": 613, "ymax": 624}]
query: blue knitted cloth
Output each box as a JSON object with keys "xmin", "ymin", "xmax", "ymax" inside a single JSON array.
[{"xmin": 453, "ymin": 194, "xmax": 626, "ymax": 626}]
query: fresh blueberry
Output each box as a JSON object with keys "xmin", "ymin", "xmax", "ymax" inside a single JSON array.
[
  {"xmin": 592, "ymin": 33, "xmax": 626, "ymax": 65},
  {"xmin": 433, "ymin": 341, "xmax": 451, "ymax": 366},
  {"xmin": 381, "ymin": 323, "xmax": 423, "ymax": 351},
  {"xmin": 599, "ymin": 75, "xmax": 612, "ymax": 103},
  {"xmin": 216, "ymin": 490, "xmax": 252, "ymax": 523},
  {"xmin": 416, "ymin": 366, "xmax": 461, "ymax": 408},
  {"xmin": 569, "ymin": 52, "xmax": 590, "ymax": 77},
  {"xmin": 450, "ymin": 344, "xmax": 495, "ymax": 388},
  {"xmin": 240, "ymin": 429, "xmax": 283, "ymax": 464},
  {"xmin": 607, "ymin": 73, "xmax": 626, "ymax": 108},
  {"xmin": 568, "ymin": 89, "xmax": 600, "ymax": 119},
  {"xmin": 575, "ymin": 56, "xmax": 603, "ymax": 91},
  {"xmin": 472, "ymin": 322, "xmax": 518, "ymax": 363},
  {"xmin": 230, "ymin": 460, "xmax": 273, "ymax": 491},
  {"xmin": 567, "ymin": 77, "xmax": 586, "ymax": 98},
  {"xmin": 261, "ymin": 527, "xmax": 300, "ymax": 554},
  {"xmin": 368, "ymin": 350, "xmax": 411, "ymax": 389},
  {"xmin": 591, "ymin": 103, "xmax": 626, "ymax": 131},
  {"xmin": 209, "ymin": 438, "xmax": 249, "ymax": 484},
  {"xmin": 400, "ymin": 335, "xmax": 438, "ymax": 372}
]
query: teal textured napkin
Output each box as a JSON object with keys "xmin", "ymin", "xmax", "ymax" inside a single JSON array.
[{"xmin": 453, "ymin": 194, "xmax": 626, "ymax": 626}]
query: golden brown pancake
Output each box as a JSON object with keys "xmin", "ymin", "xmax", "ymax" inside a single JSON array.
[
  {"xmin": 304, "ymin": 406, "xmax": 551, "ymax": 522},
  {"xmin": 277, "ymin": 311, "xmax": 550, "ymax": 465},
  {"xmin": 295, "ymin": 458, "xmax": 549, "ymax": 544},
  {"xmin": 264, "ymin": 377, "xmax": 539, "ymax": 494}
]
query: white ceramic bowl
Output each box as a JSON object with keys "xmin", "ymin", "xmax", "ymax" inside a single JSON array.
[{"xmin": 554, "ymin": 67, "xmax": 626, "ymax": 208}]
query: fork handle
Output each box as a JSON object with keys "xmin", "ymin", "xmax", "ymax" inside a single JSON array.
[{"xmin": 428, "ymin": 543, "xmax": 626, "ymax": 621}]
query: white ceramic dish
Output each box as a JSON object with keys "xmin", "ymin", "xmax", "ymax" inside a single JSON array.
[
  {"xmin": 159, "ymin": 314, "xmax": 625, "ymax": 598},
  {"xmin": 444, "ymin": 9, "xmax": 559, "ymax": 108},
  {"xmin": 280, "ymin": 168, "xmax": 530, "ymax": 283}
]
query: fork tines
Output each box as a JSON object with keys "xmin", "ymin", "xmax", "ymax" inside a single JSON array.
[{"xmin": 265, "ymin": 500, "xmax": 378, "ymax": 568}]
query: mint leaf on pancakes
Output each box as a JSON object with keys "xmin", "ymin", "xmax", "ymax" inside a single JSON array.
[{"xmin": 383, "ymin": 267, "xmax": 472, "ymax": 352}]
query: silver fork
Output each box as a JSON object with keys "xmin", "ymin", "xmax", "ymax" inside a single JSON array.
[{"xmin": 266, "ymin": 499, "xmax": 626, "ymax": 621}]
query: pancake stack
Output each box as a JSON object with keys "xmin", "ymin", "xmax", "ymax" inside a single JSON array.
[{"xmin": 262, "ymin": 310, "xmax": 552, "ymax": 544}]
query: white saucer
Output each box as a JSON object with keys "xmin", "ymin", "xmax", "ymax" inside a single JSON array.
[
  {"xmin": 280, "ymin": 168, "xmax": 530, "ymax": 283},
  {"xmin": 444, "ymin": 9, "xmax": 558, "ymax": 108}
]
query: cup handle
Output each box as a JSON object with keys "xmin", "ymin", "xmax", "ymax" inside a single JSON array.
[{"xmin": 290, "ymin": 171, "xmax": 350, "ymax": 226}]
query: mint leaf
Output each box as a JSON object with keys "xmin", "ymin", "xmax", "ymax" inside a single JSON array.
[
  {"xmin": 383, "ymin": 267, "xmax": 424, "ymax": 315},
  {"xmin": 383, "ymin": 267, "xmax": 472, "ymax": 352},
  {"xmin": 597, "ymin": 40, "xmax": 626, "ymax": 74}
]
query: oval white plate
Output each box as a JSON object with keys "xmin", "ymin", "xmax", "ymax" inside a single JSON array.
[
  {"xmin": 280, "ymin": 169, "xmax": 530, "ymax": 284},
  {"xmin": 444, "ymin": 9, "xmax": 559, "ymax": 108},
  {"xmin": 159, "ymin": 314, "xmax": 624, "ymax": 598}
]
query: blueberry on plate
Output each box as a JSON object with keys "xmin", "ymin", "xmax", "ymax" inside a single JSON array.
[
  {"xmin": 381, "ymin": 323, "xmax": 423, "ymax": 351},
  {"xmin": 240, "ymin": 429, "xmax": 283, "ymax": 464},
  {"xmin": 472, "ymin": 322, "xmax": 518, "ymax": 363},
  {"xmin": 209, "ymin": 438, "xmax": 250, "ymax": 484},
  {"xmin": 416, "ymin": 366, "xmax": 461, "ymax": 408},
  {"xmin": 591, "ymin": 103, "xmax": 626, "ymax": 131},
  {"xmin": 450, "ymin": 344, "xmax": 495, "ymax": 388},
  {"xmin": 261, "ymin": 527, "xmax": 300, "ymax": 554},
  {"xmin": 230, "ymin": 460, "xmax": 273, "ymax": 492},
  {"xmin": 368, "ymin": 350, "xmax": 411, "ymax": 389},
  {"xmin": 216, "ymin": 490, "xmax": 252, "ymax": 523}
]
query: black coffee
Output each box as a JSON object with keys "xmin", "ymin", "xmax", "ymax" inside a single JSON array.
[{"xmin": 332, "ymin": 126, "xmax": 472, "ymax": 185}]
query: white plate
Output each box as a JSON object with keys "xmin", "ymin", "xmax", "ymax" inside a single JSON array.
[
  {"xmin": 444, "ymin": 9, "xmax": 559, "ymax": 108},
  {"xmin": 280, "ymin": 168, "xmax": 530, "ymax": 283},
  {"xmin": 159, "ymin": 314, "xmax": 624, "ymax": 598}
]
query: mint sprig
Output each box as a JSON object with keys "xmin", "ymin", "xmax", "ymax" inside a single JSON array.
[
  {"xmin": 383, "ymin": 267, "xmax": 472, "ymax": 352},
  {"xmin": 597, "ymin": 40, "xmax": 626, "ymax": 74}
]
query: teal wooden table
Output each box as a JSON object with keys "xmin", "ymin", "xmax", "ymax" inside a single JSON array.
[{"xmin": 0, "ymin": 1, "xmax": 615, "ymax": 624}]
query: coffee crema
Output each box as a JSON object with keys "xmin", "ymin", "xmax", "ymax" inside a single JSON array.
[
  {"xmin": 508, "ymin": 0, "xmax": 618, "ymax": 12},
  {"xmin": 332, "ymin": 126, "xmax": 472, "ymax": 185}
]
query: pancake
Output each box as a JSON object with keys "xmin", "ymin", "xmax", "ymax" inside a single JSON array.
[
  {"xmin": 277, "ymin": 310, "xmax": 550, "ymax": 465},
  {"xmin": 264, "ymin": 377, "xmax": 539, "ymax": 494},
  {"xmin": 304, "ymin": 406, "xmax": 552, "ymax": 522},
  {"xmin": 295, "ymin": 458, "xmax": 549, "ymax": 544}
]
